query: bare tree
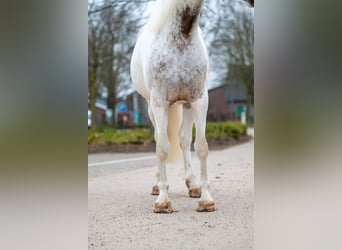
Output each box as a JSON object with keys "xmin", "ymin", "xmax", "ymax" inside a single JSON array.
[
  {"xmin": 99, "ymin": 1, "xmax": 146, "ymax": 124},
  {"xmin": 211, "ymin": 1, "xmax": 254, "ymax": 124},
  {"xmin": 88, "ymin": 0, "xmax": 149, "ymax": 126},
  {"xmin": 88, "ymin": 2, "xmax": 106, "ymax": 129}
]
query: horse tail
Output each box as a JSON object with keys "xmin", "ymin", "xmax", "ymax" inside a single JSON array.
[{"xmin": 167, "ymin": 104, "xmax": 182, "ymax": 163}]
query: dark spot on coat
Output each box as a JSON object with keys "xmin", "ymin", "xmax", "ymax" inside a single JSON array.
[
  {"xmin": 245, "ymin": 0, "xmax": 254, "ymax": 7},
  {"xmin": 180, "ymin": 5, "xmax": 201, "ymax": 39}
]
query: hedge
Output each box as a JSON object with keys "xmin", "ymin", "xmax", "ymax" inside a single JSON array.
[{"xmin": 88, "ymin": 122, "xmax": 247, "ymax": 144}]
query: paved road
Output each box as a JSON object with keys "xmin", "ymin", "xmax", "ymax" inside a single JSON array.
[{"xmin": 88, "ymin": 139, "xmax": 254, "ymax": 250}]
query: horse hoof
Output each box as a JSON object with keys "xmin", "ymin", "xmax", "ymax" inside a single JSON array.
[
  {"xmin": 189, "ymin": 188, "xmax": 201, "ymax": 198},
  {"xmin": 185, "ymin": 179, "xmax": 191, "ymax": 188},
  {"xmin": 154, "ymin": 201, "xmax": 173, "ymax": 213},
  {"xmin": 151, "ymin": 185, "xmax": 159, "ymax": 195},
  {"xmin": 197, "ymin": 201, "xmax": 215, "ymax": 212}
]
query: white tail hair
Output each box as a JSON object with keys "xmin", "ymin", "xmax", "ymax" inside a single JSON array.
[
  {"xmin": 147, "ymin": 0, "xmax": 197, "ymax": 32},
  {"xmin": 148, "ymin": 0, "xmax": 178, "ymax": 31},
  {"xmin": 167, "ymin": 104, "xmax": 183, "ymax": 163}
]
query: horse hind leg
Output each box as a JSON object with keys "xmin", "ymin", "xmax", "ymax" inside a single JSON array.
[
  {"xmin": 150, "ymin": 100, "xmax": 173, "ymax": 213},
  {"xmin": 147, "ymin": 102, "xmax": 171, "ymax": 196},
  {"xmin": 179, "ymin": 106, "xmax": 201, "ymax": 198},
  {"xmin": 193, "ymin": 97, "xmax": 215, "ymax": 212},
  {"xmin": 148, "ymin": 103, "xmax": 160, "ymax": 195}
]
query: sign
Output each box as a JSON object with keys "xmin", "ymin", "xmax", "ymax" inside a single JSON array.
[
  {"xmin": 118, "ymin": 102, "xmax": 127, "ymax": 112},
  {"xmin": 236, "ymin": 104, "xmax": 245, "ymax": 116}
]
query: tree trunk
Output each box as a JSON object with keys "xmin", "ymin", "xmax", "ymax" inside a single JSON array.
[
  {"xmin": 107, "ymin": 84, "xmax": 116, "ymax": 125},
  {"xmin": 246, "ymin": 92, "xmax": 252, "ymax": 126},
  {"xmin": 106, "ymin": 45, "xmax": 116, "ymax": 126},
  {"xmin": 246, "ymin": 79, "xmax": 254, "ymax": 126},
  {"xmin": 89, "ymin": 70, "xmax": 97, "ymax": 130}
]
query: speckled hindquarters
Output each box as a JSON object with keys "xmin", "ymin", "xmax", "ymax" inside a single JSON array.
[
  {"xmin": 149, "ymin": 1, "xmax": 208, "ymax": 107},
  {"xmin": 150, "ymin": 44, "xmax": 207, "ymax": 106}
]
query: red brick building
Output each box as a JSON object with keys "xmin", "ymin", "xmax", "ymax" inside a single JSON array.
[
  {"xmin": 207, "ymin": 83, "xmax": 251, "ymax": 122},
  {"xmin": 207, "ymin": 85, "xmax": 229, "ymax": 121}
]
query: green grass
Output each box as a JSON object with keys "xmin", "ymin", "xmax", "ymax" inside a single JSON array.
[{"xmin": 88, "ymin": 122, "xmax": 247, "ymax": 145}]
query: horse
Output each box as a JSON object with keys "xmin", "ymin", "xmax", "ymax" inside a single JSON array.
[{"xmin": 130, "ymin": 0, "xmax": 215, "ymax": 213}]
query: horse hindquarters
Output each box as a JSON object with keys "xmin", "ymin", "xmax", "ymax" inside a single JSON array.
[{"xmin": 130, "ymin": 29, "xmax": 151, "ymax": 101}]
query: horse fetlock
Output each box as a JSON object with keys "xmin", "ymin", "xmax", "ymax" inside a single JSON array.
[
  {"xmin": 151, "ymin": 184, "xmax": 169, "ymax": 196},
  {"xmin": 199, "ymin": 188, "xmax": 213, "ymax": 203},
  {"xmin": 189, "ymin": 188, "xmax": 201, "ymax": 198},
  {"xmin": 151, "ymin": 185, "xmax": 159, "ymax": 195},
  {"xmin": 185, "ymin": 175, "xmax": 198, "ymax": 188}
]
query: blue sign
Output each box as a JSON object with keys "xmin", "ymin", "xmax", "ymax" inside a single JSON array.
[{"xmin": 118, "ymin": 102, "xmax": 127, "ymax": 112}]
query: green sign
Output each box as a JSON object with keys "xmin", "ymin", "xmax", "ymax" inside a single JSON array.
[{"xmin": 236, "ymin": 105, "xmax": 245, "ymax": 115}]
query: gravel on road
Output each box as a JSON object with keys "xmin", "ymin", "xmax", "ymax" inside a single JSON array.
[{"xmin": 88, "ymin": 140, "xmax": 254, "ymax": 250}]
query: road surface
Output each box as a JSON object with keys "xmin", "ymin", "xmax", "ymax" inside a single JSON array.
[{"xmin": 88, "ymin": 139, "xmax": 253, "ymax": 249}]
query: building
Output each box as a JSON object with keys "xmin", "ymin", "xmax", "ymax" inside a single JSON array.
[
  {"xmin": 125, "ymin": 91, "xmax": 150, "ymax": 124},
  {"xmin": 208, "ymin": 82, "xmax": 253, "ymax": 122},
  {"xmin": 116, "ymin": 90, "xmax": 150, "ymax": 126},
  {"xmin": 88, "ymin": 97, "xmax": 108, "ymax": 127},
  {"xmin": 91, "ymin": 76, "xmax": 253, "ymax": 126},
  {"xmin": 207, "ymin": 85, "xmax": 230, "ymax": 121}
]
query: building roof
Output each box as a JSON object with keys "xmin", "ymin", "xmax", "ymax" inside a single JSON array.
[
  {"xmin": 87, "ymin": 97, "xmax": 107, "ymax": 110},
  {"xmin": 208, "ymin": 84, "xmax": 226, "ymax": 92},
  {"xmin": 95, "ymin": 99, "xmax": 107, "ymax": 110}
]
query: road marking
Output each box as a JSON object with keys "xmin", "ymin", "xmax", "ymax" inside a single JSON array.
[{"xmin": 88, "ymin": 155, "xmax": 157, "ymax": 167}]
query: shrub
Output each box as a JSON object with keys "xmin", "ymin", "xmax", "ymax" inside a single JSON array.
[
  {"xmin": 88, "ymin": 128, "xmax": 151, "ymax": 144},
  {"xmin": 193, "ymin": 121, "xmax": 247, "ymax": 140},
  {"xmin": 88, "ymin": 122, "xmax": 247, "ymax": 145}
]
